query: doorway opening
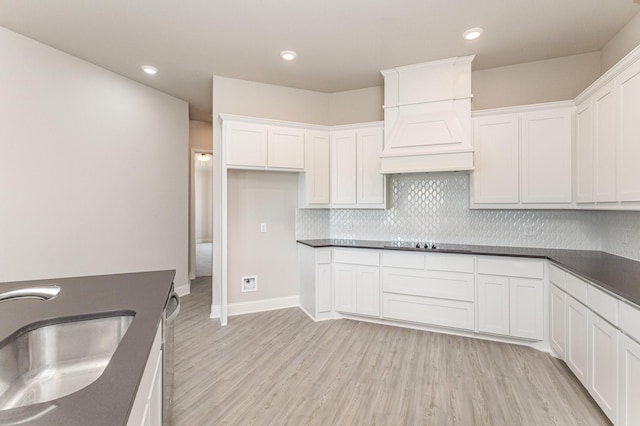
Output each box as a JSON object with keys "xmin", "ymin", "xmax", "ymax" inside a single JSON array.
[{"xmin": 190, "ymin": 150, "xmax": 213, "ymax": 282}]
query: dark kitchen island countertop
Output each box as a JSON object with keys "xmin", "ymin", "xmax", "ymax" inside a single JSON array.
[
  {"xmin": 0, "ymin": 270, "xmax": 175, "ymax": 426},
  {"xmin": 297, "ymin": 239, "xmax": 640, "ymax": 308}
]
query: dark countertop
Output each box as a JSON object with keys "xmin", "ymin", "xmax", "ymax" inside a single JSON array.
[
  {"xmin": 297, "ymin": 239, "xmax": 640, "ymax": 308},
  {"xmin": 0, "ymin": 270, "xmax": 175, "ymax": 426}
]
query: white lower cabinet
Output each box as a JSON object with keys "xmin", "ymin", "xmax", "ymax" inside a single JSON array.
[
  {"xmin": 477, "ymin": 275, "xmax": 510, "ymax": 335},
  {"xmin": 550, "ymin": 284, "xmax": 566, "ymax": 359},
  {"xmin": 333, "ymin": 249, "xmax": 380, "ymax": 318},
  {"xmin": 588, "ymin": 313, "xmax": 618, "ymax": 424},
  {"xmin": 566, "ymin": 295, "xmax": 590, "ymax": 387},
  {"xmin": 476, "ymin": 269, "xmax": 544, "ymax": 340},
  {"xmin": 127, "ymin": 324, "xmax": 163, "ymax": 426},
  {"xmin": 619, "ymin": 334, "xmax": 640, "ymax": 426},
  {"xmin": 382, "ymin": 293, "xmax": 475, "ymax": 330}
]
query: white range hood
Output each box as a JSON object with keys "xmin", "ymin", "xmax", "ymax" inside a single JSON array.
[{"xmin": 380, "ymin": 55, "xmax": 475, "ymax": 174}]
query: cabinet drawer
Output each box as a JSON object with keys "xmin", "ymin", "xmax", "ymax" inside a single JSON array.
[
  {"xmin": 477, "ymin": 257, "xmax": 544, "ymax": 279},
  {"xmin": 315, "ymin": 248, "xmax": 331, "ymax": 264},
  {"xmin": 382, "ymin": 251, "xmax": 425, "ymax": 269},
  {"xmin": 383, "ymin": 269, "xmax": 474, "ymax": 301},
  {"xmin": 333, "ymin": 249, "xmax": 380, "ymax": 266},
  {"xmin": 620, "ymin": 302, "xmax": 640, "ymax": 342},
  {"xmin": 426, "ymin": 253, "xmax": 474, "ymax": 273},
  {"xmin": 382, "ymin": 293, "xmax": 475, "ymax": 331},
  {"xmin": 587, "ymin": 285, "xmax": 618, "ymax": 326},
  {"xmin": 565, "ymin": 273, "xmax": 588, "ymax": 304},
  {"xmin": 549, "ymin": 264, "xmax": 566, "ymax": 290}
]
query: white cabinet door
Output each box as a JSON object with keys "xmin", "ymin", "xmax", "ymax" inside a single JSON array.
[
  {"xmin": 520, "ymin": 109, "xmax": 572, "ymax": 203},
  {"xmin": 550, "ymin": 285, "xmax": 566, "ymax": 359},
  {"xmin": 334, "ymin": 263, "xmax": 357, "ymax": 314},
  {"xmin": 477, "ymin": 275, "xmax": 510, "ymax": 336},
  {"xmin": 576, "ymin": 99, "xmax": 595, "ymax": 203},
  {"xmin": 267, "ymin": 126, "xmax": 305, "ymax": 169},
  {"xmin": 617, "ymin": 60, "xmax": 640, "ymax": 202},
  {"xmin": 356, "ymin": 127, "xmax": 385, "ymax": 206},
  {"xmin": 471, "ymin": 115, "xmax": 520, "ymax": 203},
  {"xmin": 356, "ymin": 265, "xmax": 380, "ymax": 317},
  {"xmin": 588, "ymin": 313, "xmax": 618, "ymax": 424},
  {"xmin": 331, "ymin": 131, "xmax": 357, "ymax": 206},
  {"xmin": 566, "ymin": 296, "xmax": 590, "ymax": 387},
  {"xmin": 510, "ymin": 278, "xmax": 544, "ymax": 340},
  {"xmin": 299, "ymin": 131, "xmax": 330, "ymax": 207},
  {"xmin": 127, "ymin": 325, "xmax": 162, "ymax": 426},
  {"xmin": 594, "ymin": 82, "xmax": 617, "ymax": 202},
  {"xmin": 317, "ymin": 263, "xmax": 332, "ymax": 313},
  {"xmin": 225, "ymin": 121, "xmax": 268, "ymax": 167},
  {"xmin": 619, "ymin": 334, "xmax": 640, "ymax": 426}
]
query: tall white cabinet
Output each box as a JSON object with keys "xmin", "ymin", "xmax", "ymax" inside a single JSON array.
[{"xmin": 470, "ymin": 102, "xmax": 573, "ymax": 208}]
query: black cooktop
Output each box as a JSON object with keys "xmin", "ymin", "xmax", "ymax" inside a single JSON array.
[{"xmin": 383, "ymin": 241, "xmax": 473, "ymax": 252}]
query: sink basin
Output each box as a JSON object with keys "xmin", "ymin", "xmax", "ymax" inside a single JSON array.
[{"xmin": 0, "ymin": 313, "xmax": 134, "ymax": 411}]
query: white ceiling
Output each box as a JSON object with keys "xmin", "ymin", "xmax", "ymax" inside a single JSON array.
[{"xmin": 1, "ymin": 1, "xmax": 638, "ymax": 121}]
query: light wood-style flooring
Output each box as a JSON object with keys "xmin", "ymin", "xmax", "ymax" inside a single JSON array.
[{"xmin": 172, "ymin": 277, "xmax": 610, "ymax": 425}]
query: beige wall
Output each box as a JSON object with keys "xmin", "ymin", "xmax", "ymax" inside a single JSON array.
[
  {"xmin": 601, "ymin": 11, "xmax": 640, "ymax": 73},
  {"xmin": 328, "ymin": 86, "xmax": 384, "ymax": 125},
  {"xmin": 227, "ymin": 170, "xmax": 299, "ymax": 303},
  {"xmin": 0, "ymin": 27, "xmax": 189, "ymax": 288},
  {"xmin": 471, "ymin": 52, "xmax": 601, "ymax": 110},
  {"xmin": 195, "ymin": 162, "xmax": 213, "ymax": 242},
  {"xmin": 189, "ymin": 120, "xmax": 213, "ymax": 150}
]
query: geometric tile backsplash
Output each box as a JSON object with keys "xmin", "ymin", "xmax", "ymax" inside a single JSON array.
[{"xmin": 297, "ymin": 172, "xmax": 640, "ymax": 261}]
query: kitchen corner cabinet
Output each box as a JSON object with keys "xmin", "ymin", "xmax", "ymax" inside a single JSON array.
[
  {"xmin": 333, "ymin": 249, "xmax": 380, "ymax": 317},
  {"xmin": 574, "ymin": 44, "xmax": 640, "ymax": 209},
  {"xmin": 476, "ymin": 257, "xmax": 544, "ymax": 340},
  {"xmin": 470, "ymin": 102, "xmax": 573, "ymax": 209},
  {"xmin": 222, "ymin": 116, "xmax": 304, "ymax": 171},
  {"xmin": 550, "ymin": 284, "xmax": 567, "ymax": 359},
  {"xmin": 298, "ymin": 244, "xmax": 333, "ymax": 320},
  {"xmin": 331, "ymin": 124, "xmax": 388, "ymax": 209},
  {"xmin": 127, "ymin": 323, "xmax": 163, "ymax": 426},
  {"xmin": 298, "ymin": 130, "xmax": 331, "ymax": 208}
]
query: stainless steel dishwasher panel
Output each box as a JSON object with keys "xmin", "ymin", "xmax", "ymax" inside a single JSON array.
[{"xmin": 163, "ymin": 288, "xmax": 180, "ymax": 426}]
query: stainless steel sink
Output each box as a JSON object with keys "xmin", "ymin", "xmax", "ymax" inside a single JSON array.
[{"xmin": 0, "ymin": 314, "xmax": 134, "ymax": 411}]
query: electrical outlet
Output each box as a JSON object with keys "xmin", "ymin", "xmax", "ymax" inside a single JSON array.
[{"xmin": 260, "ymin": 223, "xmax": 267, "ymax": 233}]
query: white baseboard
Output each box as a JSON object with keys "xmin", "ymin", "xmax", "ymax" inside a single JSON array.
[
  {"xmin": 228, "ymin": 295, "xmax": 299, "ymax": 317},
  {"xmin": 175, "ymin": 283, "xmax": 191, "ymax": 297}
]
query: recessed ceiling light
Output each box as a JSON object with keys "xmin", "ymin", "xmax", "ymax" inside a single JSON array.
[
  {"xmin": 463, "ymin": 28, "xmax": 483, "ymax": 41},
  {"xmin": 280, "ymin": 50, "xmax": 297, "ymax": 61},
  {"xmin": 141, "ymin": 65, "xmax": 158, "ymax": 75}
]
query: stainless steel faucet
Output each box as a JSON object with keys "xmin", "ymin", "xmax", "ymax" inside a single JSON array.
[{"xmin": 0, "ymin": 286, "xmax": 61, "ymax": 303}]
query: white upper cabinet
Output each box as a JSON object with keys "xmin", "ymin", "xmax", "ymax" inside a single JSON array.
[
  {"xmin": 470, "ymin": 102, "xmax": 573, "ymax": 209},
  {"xmin": 331, "ymin": 124, "xmax": 387, "ymax": 209},
  {"xmin": 299, "ymin": 130, "xmax": 330, "ymax": 208},
  {"xmin": 471, "ymin": 114, "xmax": 519, "ymax": 204},
  {"xmin": 331, "ymin": 130, "xmax": 357, "ymax": 205},
  {"xmin": 356, "ymin": 127, "xmax": 385, "ymax": 206},
  {"xmin": 575, "ymin": 99, "xmax": 595, "ymax": 203},
  {"xmin": 520, "ymin": 108, "xmax": 573, "ymax": 203},
  {"xmin": 221, "ymin": 116, "xmax": 304, "ymax": 171},
  {"xmin": 617, "ymin": 60, "xmax": 640, "ymax": 202},
  {"xmin": 574, "ymin": 44, "xmax": 640, "ymax": 210},
  {"xmin": 594, "ymin": 82, "xmax": 617, "ymax": 202},
  {"xmin": 224, "ymin": 120, "xmax": 268, "ymax": 167},
  {"xmin": 267, "ymin": 126, "xmax": 305, "ymax": 169}
]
